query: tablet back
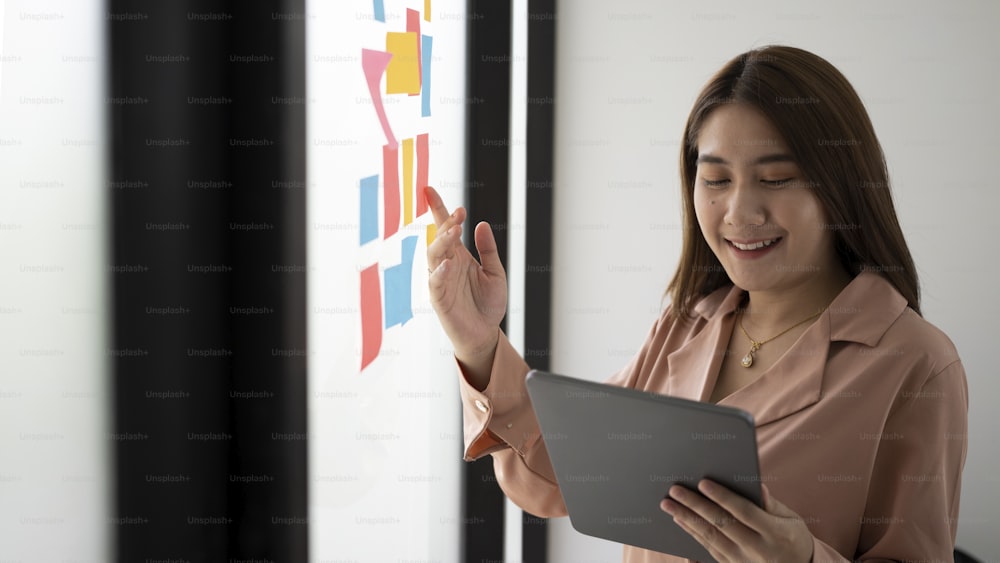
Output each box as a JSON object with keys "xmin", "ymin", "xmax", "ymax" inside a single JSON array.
[{"xmin": 524, "ymin": 370, "xmax": 761, "ymax": 562}]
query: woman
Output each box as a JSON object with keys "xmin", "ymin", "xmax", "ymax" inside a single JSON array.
[{"xmin": 425, "ymin": 45, "xmax": 967, "ymax": 562}]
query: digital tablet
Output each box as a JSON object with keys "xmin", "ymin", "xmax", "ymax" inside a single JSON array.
[{"xmin": 524, "ymin": 370, "xmax": 761, "ymax": 562}]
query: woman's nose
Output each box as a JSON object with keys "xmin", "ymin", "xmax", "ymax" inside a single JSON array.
[{"xmin": 723, "ymin": 181, "xmax": 766, "ymax": 227}]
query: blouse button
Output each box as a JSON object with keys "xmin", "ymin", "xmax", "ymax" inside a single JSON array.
[{"xmin": 474, "ymin": 399, "xmax": 489, "ymax": 413}]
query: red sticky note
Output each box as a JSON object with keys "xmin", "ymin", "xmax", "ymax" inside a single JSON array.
[
  {"xmin": 416, "ymin": 133, "xmax": 429, "ymax": 217},
  {"xmin": 383, "ymin": 144, "xmax": 400, "ymax": 239},
  {"xmin": 360, "ymin": 264, "xmax": 383, "ymax": 371},
  {"xmin": 406, "ymin": 9, "xmax": 422, "ymax": 96}
]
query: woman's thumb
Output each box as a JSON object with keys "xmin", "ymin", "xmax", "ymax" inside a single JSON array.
[
  {"xmin": 474, "ymin": 222, "xmax": 503, "ymax": 274},
  {"xmin": 761, "ymin": 484, "xmax": 794, "ymax": 517}
]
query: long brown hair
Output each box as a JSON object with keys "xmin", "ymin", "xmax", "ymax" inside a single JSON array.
[{"xmin": 667, "ymin": 45, "xmax": 920, "ymax": 319}]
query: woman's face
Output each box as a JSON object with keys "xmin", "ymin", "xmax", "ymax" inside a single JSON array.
[{"xmin": 693, "ymin": 103, "xmax": 843, "ymax": 294}]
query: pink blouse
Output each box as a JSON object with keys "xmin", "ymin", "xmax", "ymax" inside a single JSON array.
[{"xmin": 457, "ymin": 273, "xmax": 968, "ymax": 562}]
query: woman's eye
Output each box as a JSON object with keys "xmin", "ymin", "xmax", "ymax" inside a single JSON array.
[
  {"xmin": 702, "ymin": 179, "xmax": 729, "ymax": 187},
  {"xmin": 761, "ymin": 178, "xmax": 794, "ymax": 187}
]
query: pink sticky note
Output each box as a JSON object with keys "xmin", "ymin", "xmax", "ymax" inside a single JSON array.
[{"xmin": 361, "ymin": 49, "xmax": 397, "ymax": 149}]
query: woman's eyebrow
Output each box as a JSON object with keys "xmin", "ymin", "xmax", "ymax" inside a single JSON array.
[{"xmin": 696, "ymin": 153, "xmax": 796, "ymax": 165}]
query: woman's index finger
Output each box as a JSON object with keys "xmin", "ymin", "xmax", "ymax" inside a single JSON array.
[{"xmin": 424, "ymin": 186, "xmax": 451, "ymax": 226}]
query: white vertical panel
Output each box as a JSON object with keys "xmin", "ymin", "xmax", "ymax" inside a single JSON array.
[
  {"xmin": 305, "ymin": 1, "xmax": 466, "ymax": 561},
  {"xmin": 507, "ymin": 0, "xmax": 528, "ymax": 361},
  {"xmin": 506, "ymin": 0, "xmax": 529, "ymax": 560},
  {"xmin": 0, "ymin": 1, "xmax": 109, "ymax": 562}
]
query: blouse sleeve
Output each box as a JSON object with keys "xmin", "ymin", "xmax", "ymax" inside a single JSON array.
[
  {"xmin": 456, "ymin": 311, "xmax": 668, "ymax": 518},
  {"xmin": 853, "ymin": 359, "xmax": 969, "ymax": 560},
  {"xmin": 457, "ymin": 331, "xmax": 566, "ymax": 517}
]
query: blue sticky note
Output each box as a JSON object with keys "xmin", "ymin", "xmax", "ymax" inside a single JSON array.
[
  {"xmin": 373, "ymin": 0, "xmax": 385, "ymax": 22},
  {"xmin": 384, "ymin": 236, "xmax": 418, "ymax": 327},
  {"xmin": 360, "ymin": 175, "xmax": 379, "ymax": 245},
  {"xmin": 399, "ymin": 234, "xmax": 418, "ymax": 268},
  {"xmin": 421, "ymin": 35, "xmax": 433, "ymax": 117}
]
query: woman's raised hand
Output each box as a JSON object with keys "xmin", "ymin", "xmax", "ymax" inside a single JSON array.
[{"xmin": 425, "ymin": 186, "xmax": 507, "ymax": 388}]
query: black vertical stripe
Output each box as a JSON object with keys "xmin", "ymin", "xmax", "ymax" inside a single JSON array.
[
  {"xmin": 225, "ymin": 3, "xmax": 308, "ymax": 559},
  {"xmin": 462, "ymin": 0, "xmax": 512, "ymax": 561},
  {"xmin": 109, "ymin": 2, "xmax": 307, "ymax": 560},
  {"xmin": 522, "ymin": 0, "xmax": 557, "ymax": 561}
]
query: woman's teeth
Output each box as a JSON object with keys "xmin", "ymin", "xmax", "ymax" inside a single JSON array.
[{"xmin": 731, "ymin": 238, "xmax": 779, "ymax": 251}]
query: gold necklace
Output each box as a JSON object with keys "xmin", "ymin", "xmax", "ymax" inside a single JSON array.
[{"xmin": 737, "ymin": 308, "xmax": 824, "ymax": 368}]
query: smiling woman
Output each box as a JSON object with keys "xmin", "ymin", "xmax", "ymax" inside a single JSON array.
[
  {"xmin": 428, "ymin": 44, "xmax": 969, "ymax": 563},
  {"xmin": 691, "ymin": 104, "xmax": 850, "ymax": 306},
  {"xmin": 669, "ymin": 46, "xmax": 917, "ymax": 322}
]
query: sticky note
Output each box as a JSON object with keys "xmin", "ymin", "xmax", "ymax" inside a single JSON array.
[
  {"xmin": 361, "ymin": 49, "xmax": 397, "ymax": 149},
  {"xmin": 373, "ymin": 0, "xmax": 385, "ymax": 22},
  {"xmin": 360, "ymin": 264, "xmax": 383, "ymax": 371},
  {"xmin": 382, "ymin": 145, "xmax": 400, "ymax": 239},
  {"xmin": 406, "ymin": 10, "xmax": 422, "ymax": 95},
  {"xmin": 421, "ymin": 35, "xmax": 433, "ymax": 117},
  {"xmin": 402, "ymin": 138, "xmax": 414, "ymax": 226},
  {"xmin": 384, "ymin": 236, "xmax": 418, "ymax": 327},
  {"xmin": 416, "ymin": 134, "xmax": 429, "ymax": 217},
  {"xmin": 385, "ymin": 32, "xmax": 421, "ymax": 95},
  {"xmin": 426, "ymin": 223, "xmax": 437, "ymax": 248},
  {"xmin": 360, "ymin": 175, "xmax": 379, "ymax": 245}
]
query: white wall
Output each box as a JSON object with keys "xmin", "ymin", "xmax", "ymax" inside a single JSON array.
[
  {"xmin": 0, "ymin": 1, "xmax": 109, "ymax": 561},
  {"xmin": 548, "ymin": 1, "xmax": 999, "ymax": 560}
]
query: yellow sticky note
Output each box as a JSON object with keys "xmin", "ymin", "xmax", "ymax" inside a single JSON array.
[
  {"xmin": 426, "ymin": 223, "xmax": 437, "ymax": 247},
  {"xmin": 424, "ymin": 0, "xmax": 431, "ymax": 21},
  {"xmin": 402, "ymin": 138, "xmax": 414, "ymax": 225},
  {"xmin": 385, "ymin": 32, "xmax": 421, "ymax": 95}
]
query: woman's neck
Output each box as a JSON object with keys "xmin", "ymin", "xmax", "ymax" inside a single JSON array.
[{"xmin": 740, "ymin": 269, "xmax": 853, "ymax": 336}]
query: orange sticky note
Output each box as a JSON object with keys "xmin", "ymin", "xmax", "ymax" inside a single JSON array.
[
  {"xmin": 402, "ymin": 138, "xmax": 414, "ymax": 226},
  {"xmin": 385, "ymin": 32, "xmax": 421, "ymax": 95}
]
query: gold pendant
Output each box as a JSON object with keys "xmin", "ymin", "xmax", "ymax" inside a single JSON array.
[{"xmin": 741, "ymin": 342, "xmax": 759, "ymax": 368}]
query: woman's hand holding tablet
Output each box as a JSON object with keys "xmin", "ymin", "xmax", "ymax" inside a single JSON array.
[{"xmin": 662, "ymin": 480, "xmax": 814, "ymax": 563}]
